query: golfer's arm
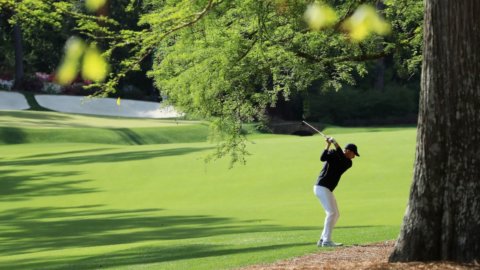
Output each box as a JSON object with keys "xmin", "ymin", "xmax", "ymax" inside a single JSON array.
[
  {"xmin": 321, "ymin": 143, "xmax": 331, "ymax": 161},
  {"xmin": 333, "ymin": 141, "xmax": 341, "ymax": 150},
  {"xmin": 325, "ymin": 141, "xmax": 332, "ymax": 150}
]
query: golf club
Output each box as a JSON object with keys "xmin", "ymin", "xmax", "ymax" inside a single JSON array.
[{"xmin": 302, "ymin": 121, "xmax": 329, "ymax": 139}]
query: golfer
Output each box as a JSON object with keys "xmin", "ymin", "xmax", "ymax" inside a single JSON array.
[{"xmin": 314, "ymin": 137, "xmax": 359, "ymax": 247}]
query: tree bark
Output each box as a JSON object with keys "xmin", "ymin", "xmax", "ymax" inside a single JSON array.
[
  {"xmin": 12, "ymin": 22, "xmax": 24, "ymax": 89},
  {"xmin": 374, "ymin": 57, "xmax": 385, "ymax": 92},
  {"xmin": 389, "ymin": 0, "xmax": 480, "ymax": 263},
  {"xmin": 374, "ymin": 1, "xmax": 385, "ymax": 92}
]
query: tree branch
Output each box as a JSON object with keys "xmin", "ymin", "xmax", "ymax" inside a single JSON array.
[
  {"xmin": 96, "ymin": 0, "xmax": 219, "ymax": 96},
  {"xmin": 333, "ymin": 0, "xmax": 371, "ymax": 32},
  {"xmin": 157, "ymin": 0, "xmax": 216, "ymax": 41},
  {"xmin": 291, "ymin": 48, "xmax": 390, "ymax": 64},
  {"xmin": 331, "ymin": 51, "xmax": 390, "ymax": 62}
]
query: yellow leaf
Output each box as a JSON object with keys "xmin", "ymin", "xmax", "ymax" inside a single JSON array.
[
  {"xmin": 116, "ymin": 97, "xmax": 121, "ymax": 106},
  {"xmin": 304, "ymin": 2, "xmax": 338, "ymax": 30},
  {"xmin": 81, "ymin": 46, "xmax": 109, "ymax": 82},
  {"xmin": 57, "ymin": 62, "xmax": 78, "ymax": 85},
  {"xmin": 85, "ymin": 0, "xmax": 107, "ymax": 12},
  {"xmin": 65, "ymin": 37, "xmax": 85, "ymax": 60},
  {"xmin": 56, "ymin": 37, "xmax": 86, "ymax": 85},
  {"xmin": 342, "ymin": 4, "xmax": 391, "ymax": 42}
]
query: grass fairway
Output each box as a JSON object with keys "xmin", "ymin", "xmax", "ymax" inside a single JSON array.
[{"xmin": 0, "ymin": 111, "xmax": 416, "ymax": 269}]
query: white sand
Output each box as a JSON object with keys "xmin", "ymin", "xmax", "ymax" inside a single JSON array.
[
  {"xmin": 34, "ymin": 94, "xmax": 182, "ymax": 118},
  {"xmin": 0, "ymin": 91, "xmax": 30, "ymax": 110}
]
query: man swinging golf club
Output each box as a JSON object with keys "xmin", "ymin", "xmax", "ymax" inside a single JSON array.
[{"xmin": 314, "ymin": 136, "xmax": 360, "ymax": 247}]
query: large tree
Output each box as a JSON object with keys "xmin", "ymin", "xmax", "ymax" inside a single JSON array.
[
  {"xmin": 2, "ymin": 0, "xmax": 423, "ymax": 163},
  {"xmin": 129, "ymin": 0, "xmax": 423, "ymax": 163},
  {"xmin": 389, "ymin": 0, "xmax": 480, "ymax": 263},
  {"xmin": 0, "ymin": 0, "xmax": 86, "ymax": 88}
]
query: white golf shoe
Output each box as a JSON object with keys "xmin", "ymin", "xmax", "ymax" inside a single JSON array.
[{"xmin": 321, "ymin": 241, "xmax": 343, "ymax": 247}]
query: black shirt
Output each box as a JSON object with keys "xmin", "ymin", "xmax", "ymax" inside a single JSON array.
[{"xmin": 315, "ymin": 146, "xmax": 352, "ymax": 192}]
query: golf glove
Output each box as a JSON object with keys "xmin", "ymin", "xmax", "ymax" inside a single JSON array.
[{"xmin": 328, "ymin": 137, "xmax": 336, "ymax": 144}]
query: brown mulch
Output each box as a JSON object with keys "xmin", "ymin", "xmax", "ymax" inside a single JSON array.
[{"xmin": 238, "ymin": 241, "xmax": 480, "ymax": 270}]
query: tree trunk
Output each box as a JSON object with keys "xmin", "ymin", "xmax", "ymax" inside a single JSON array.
[
  {"xmin": 389, "ymin": 0, "xmax": 480, "ymax": 263},
  {"xmin": 374, "ymin": 57, "xmax": 385, "ymax": 92},
  {"xmin": 12, "ymin": 22, "xmax": 24, "ymax": 89},
  {"xmin": 374, "ymin": 1, "xmax": 385, "ymax": 92}
]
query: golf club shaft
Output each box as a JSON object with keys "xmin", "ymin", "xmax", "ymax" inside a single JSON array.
[{"xmin": 302, "ymin": 121, "xmax": 328, "ymax": 138}]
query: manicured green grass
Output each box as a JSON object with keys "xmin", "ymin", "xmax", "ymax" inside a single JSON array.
[
  {"xmin": 0, "ymin": 110, "xmax": 198, "ymax": 129},
  {"xmin": 0, "ymin": 111, "xmax": 416, "ymax": 269},
  {"xmin": 0, "ymin": 110, "xmax": 209, "ymax": 145}
]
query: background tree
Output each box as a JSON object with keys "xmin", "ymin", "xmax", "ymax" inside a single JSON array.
[
  {"xmin": 1, "ymin": 0, "xmax": 424, "ymax": 163},
  {"xmin": 0, "ymin": 0, "xmax": 69, "ymax": 81},
  {"xmin": 389, "ymin": 0, "xmax": 480, "ymax": 263},
  {"xmin": 0, "ymin": 0, "xmax": 145, "ymax": 91},
  {"xmin": 135, "ymin": 0, "xmax": 423, "ymax": 163}
]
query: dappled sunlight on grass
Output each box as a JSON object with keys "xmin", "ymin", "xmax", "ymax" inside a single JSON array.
[{"xmin": 0, "ymin": 113, "xmax": 416, "ymax": 269}]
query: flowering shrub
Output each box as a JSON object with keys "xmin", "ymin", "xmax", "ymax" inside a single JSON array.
[
  {"xmin": 42, "ymin": 82, "xmax": 63, "ymax": 94},
  {"xmin": 0, "ymin": 71, "xmax": 96, "ymax": 95},
  {"xmin": 17, "ymin": 75, "xmax": 44, "ymax": 92},
  {"xmin": 0, "ymin": 79, "xmax": 14, "ymax": 91},
  {"xmin": 34, "ymin": 72, "xmax": 63, "ymax": 94},
  {"xmin": 35, "ymin": 72, "xmax": 54, "ymax": 82}
]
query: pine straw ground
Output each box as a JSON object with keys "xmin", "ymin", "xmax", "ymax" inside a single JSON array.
[{"xmin": 238, "ymin": 241, "xmax": 480, "ymax": 270}]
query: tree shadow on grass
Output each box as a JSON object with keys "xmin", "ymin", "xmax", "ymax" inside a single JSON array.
[
  {"xmin": 5, "ymin": 242, "xmax": 312, "ymax": 270},
  {"xmin": 19, "ymin": 147, "xmax": 117, "ymax": 159},
  {"xmin": 0, "ymin": 146, "xmax": 211, "ymax": 202},
  {"xmin": 0, "ymin": 111, "xmax": 72, "ymax": 121},
  {"xmin": 0, "ymin": 169, "xmax": 97, "ymax": 202},
  {"xmin": 0, "ymin": 127, "xmax": 27, "ymax": 144},
  {"xmin": 18, "ymin": 242, "xmax": 312, "ymax": 270},
  {"xmin": 0, "ymin": 146, "xmax": 212, "ymax": 167},
  {"xmin": 113, "ymin": 128, "xmax": 145, "ymax": 145},
  {"xmin": 0, "ymin": 205, "xmax": 316, "ymax": 267},
  {"xmin": 0, "ymin": 203, "xmax": 387, "ymax": 269}
]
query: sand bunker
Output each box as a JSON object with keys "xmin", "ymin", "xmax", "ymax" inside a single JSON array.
[
  {"xmin": 34, "ymin": 94, "xmax": 182, "ymax": 118},
  {"xmin": 0, "ymin": 91, "xmax": 30, "ymax": 110}
]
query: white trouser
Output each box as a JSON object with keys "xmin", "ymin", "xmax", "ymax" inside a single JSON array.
[{"xmin": 313, "ymin": 185, "xmax": 339, "ymax": 242}]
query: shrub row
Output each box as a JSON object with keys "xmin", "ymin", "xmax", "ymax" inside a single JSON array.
[{"xmin": 305, "ymin": 84, "xmax": 419, "ymax": 125}]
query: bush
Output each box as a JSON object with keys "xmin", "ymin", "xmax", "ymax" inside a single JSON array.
[
  {"xmin": 42, "ymin": 82, "xmax": 63, "ymax": 94},
  {"xmin": 306, "ymin": 84, "xmax": 419, "ymax": 125},
  {"xmin": 15, "ymin": 75, "xmax": 44, "ymax": 92},
  {"xmin": 114, "ymin": 84, "xmax": 149, "ymax": 100},
  {"xmin": 0, "ymin": 79, "xmax": 13, "ymax": 91},
  {"xmin": 62, "ymin": 83, "xmax": 97, "ymax": 96}
]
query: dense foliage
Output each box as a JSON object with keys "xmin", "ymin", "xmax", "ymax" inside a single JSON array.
[
  {"xmin": 142, "ymin": 0, "xmax": 422, "ymax": 163},
  {"xmin": 0, "ymin": 0, "xmax": 423, "ymax": 164}
]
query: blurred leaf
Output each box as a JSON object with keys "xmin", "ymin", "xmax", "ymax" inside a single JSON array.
[
  {"xmin": 57, "ymin": 37, "xmax": 86, "ymax": 85},
  {"xmin": 85, "ymin": 0, "xmax": 107, "ymax": 12},
  {"xmin": 116, "ymin": 97, "xmax": 121, "ymax": 106},
  {"xmin": 56, "ymin": 62, "xmax": 78, "ymax": 85},
  {"xmin": 82, "ymin": 45, "xmax": 109, "ymax": 82},
  {"xmin": 65, "ymin": 37, "xmax": 86, "ymax": 59},
  {"xmin": 342, "ymin": 4, "xmax": 391, "ymax": 42},
  {"xmin": 304, "ymin": 2, "xmax": 338, "ymax": 30}
]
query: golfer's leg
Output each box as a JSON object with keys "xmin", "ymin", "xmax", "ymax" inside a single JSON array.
[
  {"xmin": 321, "ymin": 190, "xmax": 338, "ymax": 242},
  {"xmin": 323, "ymin": 192, "xmax": 340, "ymax": 242},
  {"xmin": 314, "ymin": 186, "xmax": 339, "ymax": 242},
  {"xmin": 331, "ymin": 194, "xmax": 340, "ymax": 227},
  {"xmin": 314, "ymin": 185, "xmax": 327, "ymax": 241}
]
